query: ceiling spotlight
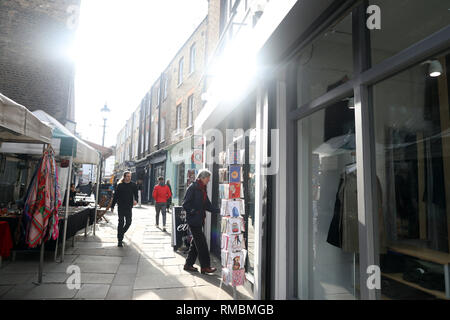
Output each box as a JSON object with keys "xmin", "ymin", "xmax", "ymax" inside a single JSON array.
[{"xmin": 422, "ymin": 60, "xmax": 443, "ymax": 77}]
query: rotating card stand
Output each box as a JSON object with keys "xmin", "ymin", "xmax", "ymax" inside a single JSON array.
[{"xmin": 219, "ymin": 160, "xmax": 246, "ymax": 299}]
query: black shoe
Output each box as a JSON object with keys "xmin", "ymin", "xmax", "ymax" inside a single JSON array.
[
  {"xmin": 118, "ymin": 241, "xmax": 123, "ymax": 247},
  {"xmin": 163, "ymin": 227, "xmax": 166, "ymax": 232}
]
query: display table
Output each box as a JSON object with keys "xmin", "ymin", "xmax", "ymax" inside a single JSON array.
[{"xmin": 0, "ymin": 221, "xmax": 13, "ymax": 267}]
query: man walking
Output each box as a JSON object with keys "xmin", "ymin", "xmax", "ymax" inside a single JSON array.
[
  {"xmin": 182, "ymin": 169, "xmax": 220, "ymax": 274},
  {"xmin": 152, "ymin": 176, "xmax": 172, "ymax": 232},
  {"xmin": 107, "ymin": 171, "xmax": 138, "ymax": 247}
]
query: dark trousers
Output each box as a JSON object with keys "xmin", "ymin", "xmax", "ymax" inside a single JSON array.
[
  {"xmin": 155, "ymin": 202, "xmax": 167, "ymax": 226},
  {"xmin": 185, "ymin": 225, "xmax": 210, "ymax": 268},
  {"xmin": 118, "ymin": 207, "xmax": 132, "ymax": 241}
]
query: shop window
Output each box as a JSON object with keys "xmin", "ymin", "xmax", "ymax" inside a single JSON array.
[
  {"xmin": 374, "ymin": 50, "xmax": 450, "ymax": 300},
  {"xmin": 296, "ymin": 12, "xmax": 353, "ymax": 108},
  {"xmin": 369, "ymin": 0, "xmax": 449, "ymax": 67},
  {"xmin": 297, "ymin": 95, "xmax": 361, "ymax": 300}
]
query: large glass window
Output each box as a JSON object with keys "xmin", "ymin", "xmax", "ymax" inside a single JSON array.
[
  {"xmin": 297, "ymin": 96, "xmax": 359, "ymax": 300},
  {"xmin": 374, "ymin": 50, "xmax": 450, "ymax": 300},
  {"xmin": 370, "ymin": 0, "xmax": 449, "ymax": 66},
  {"xmin": 297, "ymin": 12, "xmax": 353, "ymax": 108}
]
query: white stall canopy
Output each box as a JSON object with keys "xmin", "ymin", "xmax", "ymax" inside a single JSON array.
[
  {"xmin": 0, "ymin": 93, "xmax": 52, "ymax": 144},
  {"xmin": 0, "ymin": 110, "xmax": 100, "ymax": 165}
]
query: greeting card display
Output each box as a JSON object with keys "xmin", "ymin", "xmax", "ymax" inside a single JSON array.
[
  {"xmin": 229, "ymin": 183, "xmax": 240, "ymax": 199},
  {"xmin": 219, "ymin": 184, "xmax": 229, "ymax": 199},
  {"xmin": 221, "ymin": 216, "xmax": 245, "ymax": 235},
  {"xmin": 220, "ymin": 156, "xmax": 246, "ymax": 288},
  {"xmin": 222, "ymin": 268, "xmax": 246, "ymax": 287},
  {"xmin": 221, "ymin": 233, "xmax": 245, "ymax": 252},
  {"xmin": 219, "ymin": 168, "xmax": 229, "ymax": 183},
  {"xmin": 220, "ymin": 199, "xmax": 245, "ymax": 217},
  {"xmin": 227, "ymin": 199, "xmax": 244, "ymax": 217},
  {"xmin": 221, "ymin": 249, "xmax": 247, "ymax": 269},
  {"xmin": 229, "ymin": 165, "xmax": 241, "ymax": 183},
  {"xmin": 227, "ymin": 149, "xmax": 240, "ymax": 165}
]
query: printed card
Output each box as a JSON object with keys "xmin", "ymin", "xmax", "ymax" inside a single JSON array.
[
  {"xmin": 229, "ymin": 165, "xmax": 241, "ymax": 183},
  {"xmin": 229, "ymin": 183, "xmax": 240, "ymax": 199}
]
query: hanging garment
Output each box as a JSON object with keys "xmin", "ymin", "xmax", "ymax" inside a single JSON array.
[
  {"xmin": 24, "ymin": 149, "xmax": 61, "ymax": 248},
  {"xmin": 327, "ymin": 169, "xmax": 387, "ymax": 254}
]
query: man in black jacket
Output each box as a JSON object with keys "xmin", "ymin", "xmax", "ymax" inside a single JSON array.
[
  {"xmin": 107, "ymin": 171, "xmax": 138, "ymax": 247},
  {"xmin": 182, "ymin": 169, "xmax": 220, "ymax": 274}
]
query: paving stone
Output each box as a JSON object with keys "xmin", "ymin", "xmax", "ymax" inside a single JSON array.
[
  {"xmin": 0, "ymin": 283, "xmax": 37, "ymax": 299},
  {"xmin": 75, "ymin": 284, "xmax": 110, "ymax": 299},
  {"xmin": 0, "ymin": 285, "xmax": 13, "ymax": 298},
  {"xmin": 106, "ymin": 285, "xmax": 134, "ymax": 300},
  {"xmin": 74, "ymin": 255, "xmax": 122, "ymax": 264},
  {"xmin": 24, "ymin": 284, "xmax": 78, "ymax": 299},
  {"xmin": 0, "ymin": 273, "xmax": 35, "ymax": 285},
  {"xmin": 0, "ymin": 262, "xmax": 40, "ymax": 274},
  {"xmin": 76, "ymin": 262, "xmax": 120, "ymax": 274},
  {"xmin": 192, "ymin": 285, "xmax": 233, "ymax": 300},
  {"xmin": 133, "ymin": 287, "xmax": 196, "ymax": 300},
  {"xmin": 112, "ymin": 273, "xmax": 136, "ymax": 286},
  {"xmin": 80, "ymin": 273, "xmax": 115, "ymax": 284},
  {"xmin": 42, "ymin": 272, "xmax": 70, "ymax": 284},
  {"xmin": 116, "ymin": 264, "xmax": 138, "ymax": 274},
  {"xmin": 134, "ymin": 274, "xmax": 196, "ymax": 290}
]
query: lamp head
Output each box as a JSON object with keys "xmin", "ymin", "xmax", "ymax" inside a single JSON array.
[{"xmin": 422, "ymin": 60, "xmax": 443, "ymax": 77}]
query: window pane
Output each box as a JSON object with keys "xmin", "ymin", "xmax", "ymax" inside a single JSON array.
[
  {"xmin": 370, "ymin": 0, "xmax": 449, "ymax": 66},
  {"xmin": 179, "ymin": 58, "xmax": 184, "ymax": 84},
  {"xmin": 297, "ymin": 96, "xmax": 359, "ymax": 300},
  {"xmin": 374, "ymin": 51, "xmax": 450, "ymax": 300},
  {"xmin": 297, "ymin": 12, "xmax": 353, "ymax": 108}
]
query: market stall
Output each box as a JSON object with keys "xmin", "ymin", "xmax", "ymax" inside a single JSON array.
[
  {"xmin": 0, "ymin": 109, "xmax": 101, "ymax": 262},
  {"xmin": 0, "ymin": 93, "xmax": 53, "ymax": 280}
]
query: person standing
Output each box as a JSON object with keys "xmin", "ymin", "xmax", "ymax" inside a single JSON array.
[
  {"xmin": 107, "ymin": 171, "xmax": 138, "ymax": 247},
  {"xmin": 182, "ymin": 169, "xmax": 220, "ymax": 274},
  {"xmin": 166, "ymin": 179, "xmax": 172, "ymax": 214},
  {"xmin": 152, "ymin": 177, "xmax": 172, "ymax": 231}
]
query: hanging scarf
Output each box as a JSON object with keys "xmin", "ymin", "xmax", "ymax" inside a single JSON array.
[{"xmin": 24, "ymin": 149, "xmax": 61, "ymax": 248}]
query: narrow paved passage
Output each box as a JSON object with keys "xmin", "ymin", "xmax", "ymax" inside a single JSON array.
[{"xmin": 0, "ymin": 205, "xmax": 253, "ymax": 300}]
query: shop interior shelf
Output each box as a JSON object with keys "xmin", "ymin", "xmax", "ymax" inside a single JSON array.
[
  {"xmin": 388, "ymin": 244, "xmax": 450, "ymax": 265},
  {"xmin": 381, "ymin": 272, "xmax": 448, "ymax": 300}
]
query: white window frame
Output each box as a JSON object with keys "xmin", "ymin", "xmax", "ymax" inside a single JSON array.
[
  {"xmin": 189, "ymin": 43, "xmax": 196, "ymax": 74},
  {"xmin": 187, "ymin": 94, "xmax": 194, "ymax": 127},
  {"xmin": 160, "ymin": 117, "xmax": 165, "ymax": 143},
  {"xmin": 176, "ymin": 104, "xmax": 182, "ymax": 133},
  {"xmin": 178, "ymin": 57, "xmax": 184, "ymax": 86}
]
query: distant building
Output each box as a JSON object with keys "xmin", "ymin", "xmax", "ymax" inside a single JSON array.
[{"xmin": 0, "ymin": 0, "xmax": 80, "ymax": 125}]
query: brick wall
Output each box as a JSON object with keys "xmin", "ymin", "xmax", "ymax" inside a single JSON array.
[{"xmin": 0, "ymin": 0, "xmax": 79, "ymax": 124}]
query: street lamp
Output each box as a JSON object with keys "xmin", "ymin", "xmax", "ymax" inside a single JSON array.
[
  {"xmin": 100, "ymin": 103, "xmax": 110, "ymax": 184},
  {"xmin": 100, "ymin": 102, "xmax": 111, "ymax": 147}
]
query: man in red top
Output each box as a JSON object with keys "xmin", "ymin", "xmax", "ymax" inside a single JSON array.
[{"xmin": 152, "ymin": 176, "xmax": 172, "ymax": 231}]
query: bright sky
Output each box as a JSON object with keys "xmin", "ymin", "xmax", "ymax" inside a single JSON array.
[{"xmin": 72, "ymin": 0, "xmax": 208, "ymax": 148}]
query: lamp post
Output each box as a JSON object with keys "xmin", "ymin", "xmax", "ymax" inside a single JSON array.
[{"xmin": 100, "ymin": 103, "xmax": 110, "ymax": 183}]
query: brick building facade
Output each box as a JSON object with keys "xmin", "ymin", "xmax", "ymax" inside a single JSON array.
[{"xmin": 0, "ymin": 0, "xmax": 79, "ymax": 124}]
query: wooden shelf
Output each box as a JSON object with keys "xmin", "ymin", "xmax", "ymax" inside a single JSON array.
[
  {"xmin": 382, "ymin": 272, "xmax": 448, "ymax": 300},
  {"xmin": 388, "ymin": 244, "xmax": 450, "ymax": 265}
]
